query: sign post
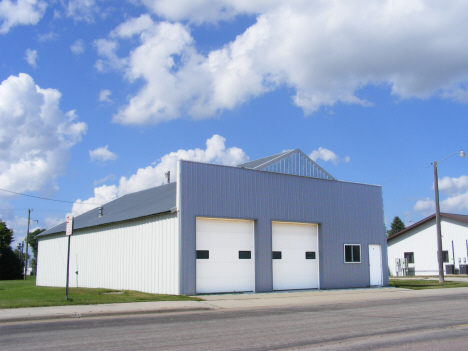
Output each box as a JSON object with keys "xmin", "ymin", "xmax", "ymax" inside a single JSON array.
[{"xmin": 65, "ymin": 216, "xmax": 73, "ymax": 300}]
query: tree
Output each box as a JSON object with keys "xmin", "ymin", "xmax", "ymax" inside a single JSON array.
[
  {"xmin": 0, "ymin": 219, "xmax": 23, "ymax": 280},
  {"xmin": 13, "ymin": 244, "xmax": 30, "ymax": 270},
  {"xmin": 0, "ymin": 219, "xmax": 14, "ymax": 249},
  {"xmin": 387, "ymin": 216, "xmax": 406, "ymax": 237},
  {"xmin": 27, "ymin": 228, "xmax": 45, "ymax": 275}
]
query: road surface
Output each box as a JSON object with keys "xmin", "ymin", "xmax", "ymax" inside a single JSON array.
[{"xmin": 2, "ymin": 290, "xmax": 468, "ymax": 350}]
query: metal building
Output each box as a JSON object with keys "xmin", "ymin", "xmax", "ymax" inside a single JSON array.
[
  {"xmin": 37, "ymin": 149, "xmax": 388, "ymax": 295},
  {"xmin": 387, "ymin": 213, "xmax": 468, "ymax": 276}
]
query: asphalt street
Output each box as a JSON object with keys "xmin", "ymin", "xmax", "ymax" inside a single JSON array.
[{"xmin": 2, "ymin": 290, "xmax": 468, "ymax": 350}]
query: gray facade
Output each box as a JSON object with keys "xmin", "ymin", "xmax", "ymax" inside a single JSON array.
[{"xmin": 179, "ymin": 160, "xmax": 388, "ymax": 295}]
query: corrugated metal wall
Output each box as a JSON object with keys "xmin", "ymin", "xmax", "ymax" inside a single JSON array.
[
  {"xmin": 388, "ymin": 217, "xmax": 468, "ymax": 275},
  {"xmin": 179, "ymin": 161, "xmax": 387, "ymax": 295},
  {"xmin": 37, "ymin": 213, "xmax": 180, "ymax": 295},
  {"xmin": 262, "ymin": 152, "xmax": 333, "ymax": 179}
]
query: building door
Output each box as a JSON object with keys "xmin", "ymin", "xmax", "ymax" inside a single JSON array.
[
  {"xmin": 272, "ymin": 221, "xmax": 319, "ymax": 290},
  {"xmin": 196, "ymin": 218, "xmax": 254, "ymax": 294},
  {"xmin": 369, "ymin": 244, "xmax": 383, "ymax": 286}
]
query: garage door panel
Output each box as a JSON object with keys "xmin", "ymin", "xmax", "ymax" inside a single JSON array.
[
  {"xmin": 196, "ymin": 277, "xmax": 253, "ymax": 294},
  {"xmin": 272, "ymin": 222, "xmax": 319, "ymax": 290},
  {"xmin": 197, "ymin": 261, "xmax": 253, "ymax": 275},
  {"xmin": 196, "ymin": 218, "xmax": 254, "ymax": 294}
]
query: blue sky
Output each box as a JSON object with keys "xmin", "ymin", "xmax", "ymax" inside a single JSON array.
[{"xmin": 1, "ymin": 1, "xmax": 467, "ymax": 247}]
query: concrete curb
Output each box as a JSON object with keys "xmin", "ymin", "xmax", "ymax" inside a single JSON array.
[
  {"xmin": 0, "ymin": 306, "xmax": 214, "ymax": 324},
  {"xmin": 3, "ymin": 287, "xmax": 468, "ymax": 324}
]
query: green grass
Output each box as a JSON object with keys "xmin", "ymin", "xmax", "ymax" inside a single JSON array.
[
  {"xmin": 389, "ymin": 278, "xmax": 468, "ymax": 290},
  {"xmin": 0, "ymin": 277, "xmax": 202, "ymax": 309}
]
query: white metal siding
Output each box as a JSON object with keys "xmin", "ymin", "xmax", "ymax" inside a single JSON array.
[
  {"xmin": 36, "ymin": 213, "xmax": 180, "ymax": 295},
  {"xmin": 272, "ymin": 221, "xmax": 319, "ymax": 290},
  {"xmin": 196, "ymin": 217, "xmax": 254, "ymax": 293},
  {"xmin": 388, "ymin": 218, "xmax": 468, "ymax": 276}
]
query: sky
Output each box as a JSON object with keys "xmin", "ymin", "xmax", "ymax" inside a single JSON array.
[{"xmin": 1, "ymin": 0, "xmax": 468, "ymax": 248}]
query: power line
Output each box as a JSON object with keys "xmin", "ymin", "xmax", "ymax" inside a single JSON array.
[
  {"xmin": 0, "ymin": 188, "xmax": 102, "ymax": 205},
  {"xmin": 381, "ymin": 163, "xmax": 432, "ymax": 185},
  {"xmin": 0, "ymin": 207, "xmax": 69, "ymax": 212}
]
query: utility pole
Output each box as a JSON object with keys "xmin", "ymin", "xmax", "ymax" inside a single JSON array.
[
  {"xmin": 432, "ymin": 151, "xmax": 465, "ymax": 283},
  {"xmin": 24, "ymin": 209, "xmax": 31, "ymax": 280},
  {"xmin": 19, "ymin": 242, "xmax": 24, "ymax": 272}
]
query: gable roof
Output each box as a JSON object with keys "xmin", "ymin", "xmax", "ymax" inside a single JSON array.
[
  {"xmin": 40, "ymin": 182, "xmax": 177, "ymax": 237},
  {"xmin": 238, "ymin": 148, "xmax": 335, "ymax": 180},
  {"xmin": 387, "ymin": 213, "xmax": 468, "ymax": 241},
  {"xmin": 237, "ymin": 150, "xmax": 290, "ymax": 170}
]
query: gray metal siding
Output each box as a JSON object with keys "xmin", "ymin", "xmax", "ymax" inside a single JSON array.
[
  {"xmin": 179, "ymin": 161, "xmax": 387, "ymax": 295},
  {"xmin": 262, "ymin": 152, "xmax": 333, "ymax": 180}
]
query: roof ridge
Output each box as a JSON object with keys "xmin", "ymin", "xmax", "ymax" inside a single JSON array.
[
  {"xmin": 387, "ymin": 212, "xmax": 468, "ymax": 241},
  {"xmin": 253, "ymin": 149, "xmax": 296, "ymax": 169}
]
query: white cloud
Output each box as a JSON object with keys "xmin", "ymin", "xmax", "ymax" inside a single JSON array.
[
  {"xmin": 25, "ymin": 48, "xmax": 37, "ymax": 67},
  {"xmin": 414, "ymin": 177, "xmax": 468, "ymax": 215},
  {"xmin": 38, "ymin": 31, "xmax": 58, "ymax": 42},
  {"xmin": 89, "ymin": 145, "xmax": 117, "ymax": 163},
  {"xmin": 93, "ymin": 174, "xmax": 115, "ymax": 186},
  {"xmin": 309, "ymin": 147, "xmax": 349, "ymax": 166},
  {"xmin": 0, "ymin": 73, "xmax": 87, "ymax": 199},
  {"xmin": 64, "ymin": 0, "xmax": 99, "ymax": 22},
  {"xmin": 96, "ymin": 2, "xmax": 468, "ymax": 124},
  {"xmin": 440, "ymin": 191, "xmax": 468, "ymax": 213},
  {"xmin": 442, "ymin": 88, "xmax": 468, "ymax": 103},
  {"xmin": 94, "ymin": 38, "xmax": 127, "ymax": 72},
  {"xmin": 438, "ymin": 175, "xmax": 468, "ymax": 197},
  {"xmin": 71, "ymin": 135, "xmax": 248, "ymax": 216},
  {"xmin": 413, "ymin": 197, "xmax": 435, "ymax": 217},
  {"xmin": 0, "ymin": 200, "xmax": 14, "ymax": 222},
  {"xmin": 0, "ymin": 0, "xmax": 47, "ymax": 34},
  {"xmin": 140, "ymin": 0, "xmax": 279, "ymax": 24},
  {"xmin": 44, "ymin": 216, "xmax": 64, "ymax": 229},
  {"xmin": 70, "ymin": 184, "xmax": 117, "ymax": 217},
  {"xmin": 70, "ymin": 39, "xmax": 85, "ymax": 54},
  {"xmin": 110, "ymin": 14, "xmax": 154, "ymax": 38},
  {"xmin": 98, "ymin": 89, "xmax": 111, "ymax": 102}
]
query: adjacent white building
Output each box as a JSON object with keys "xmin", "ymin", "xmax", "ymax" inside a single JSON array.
[{"xmin": 387, "ymin": 213, "xmax": 468, "ymax": 276}]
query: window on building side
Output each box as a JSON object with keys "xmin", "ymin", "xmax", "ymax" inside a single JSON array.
[
  {"xmin": 344, "ymin": 245, "xmax": 361, "ymax": 263},
  {"xmin": 404, "ymin": 252, "xmax": 414, "ymax": 264},
  {"xmin": 443, "ymin": 251, "xmax": 449, "ymax": 263}
]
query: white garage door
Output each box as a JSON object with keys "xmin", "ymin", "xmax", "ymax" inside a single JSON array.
[
  {"xmin": 272, "ymin": 221, "xmax": 319, "ymax": 290},
  {"xmin": 196, "ymin": 218, "xmax": 255, "ymax": 294}
]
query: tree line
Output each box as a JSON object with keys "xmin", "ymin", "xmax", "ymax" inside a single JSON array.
[{"xmin": 0, "ymin": 219, "xmax": 45, "ymax": 280}]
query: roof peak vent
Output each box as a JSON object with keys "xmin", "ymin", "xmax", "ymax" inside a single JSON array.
[{"xmin": 98, "ymin": 206, "xmax": 103, "ymax": 217}]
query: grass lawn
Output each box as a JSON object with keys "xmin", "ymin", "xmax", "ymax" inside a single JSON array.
[
  {"xmin": 389, "ymin": 278, "xmax": 468, "ymax": 290},
  {"xmin": 0, "ymin": 277, "xmax": 202, "ymax": 309}
]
